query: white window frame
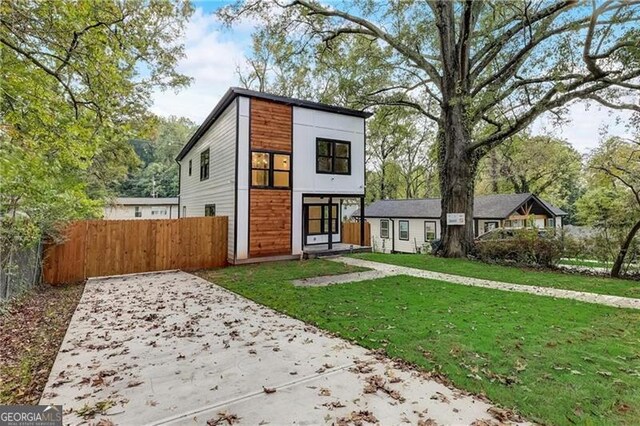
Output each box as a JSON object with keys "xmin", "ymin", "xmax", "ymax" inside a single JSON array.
[
  {"xmin": 399, "ymin": 220, "xmax": 409, "ymax": 241},
  {"xmin": 380, "ymin": 219, "xmax": 390, "ymax": 239},
  {"xmin": 424, "ymin": 221, "xmax": 437, "ymax": 241}
]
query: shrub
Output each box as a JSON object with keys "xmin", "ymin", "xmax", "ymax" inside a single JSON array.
[{"xmin": 474, "ymin": 229, "xmax": 562, "ymax": 267}]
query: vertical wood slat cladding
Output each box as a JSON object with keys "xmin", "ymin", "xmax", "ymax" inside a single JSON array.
[
  {"xmin": 43, "ymin": 217, "xmax": 228, "ymax": 284},
  {"xmin": 250, "ymin": 98, "xmax": 292, "ymax": 152},
  {"xmin": 249, "ymin": 190, "xmax": 292, "ymax": 257},
  {"xmin": 249, "ymin": 98, "xmax": 293, "ymax": 257}
]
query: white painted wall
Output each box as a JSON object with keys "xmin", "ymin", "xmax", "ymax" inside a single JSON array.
[
  {"xmin": 291, "ymin": 107, "xmax": 366, "ymax": 255},
  {"xmin": 179, "ymin": 101, "xmax": 237, "ymax": 261},
  {"xmin": 369, "ymin": 218, "xmax": 441, "ymax": 254},
  {"xmin": 104, "ymin": 204, "xmax": 177, "ymax": 220}
]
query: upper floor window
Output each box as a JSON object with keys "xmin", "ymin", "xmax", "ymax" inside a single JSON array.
[
  {"xmin": 316, "ymin": 138, "xmax": 350, "ymax": 175},
  {"xmin": 200, "ymin": 149, "xmax": 210, "ymax": 181},
  {"xmin": 546, "ymin": 218, "xmax": 555, "ymax": 228},
  {"xmin": 251, "ymin": 151, "xmax": 290, "ymax": 188}
]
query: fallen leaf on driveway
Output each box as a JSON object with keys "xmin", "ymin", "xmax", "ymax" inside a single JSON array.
[
  {"xmin": 319, "ymin": 388, "xmax": 332, "ymax": 396},
  {"xmin": 417, "ymin": 419, "xmax": 438, "ymax": 426},
  {"xmin": 126, "ymin": 380, "xmax": 144, "ymax": 388},
  {"xmin": 207, "ymin": 411, "xmax": 240, "ymax": 425},
  {"xmin": 263, "ymin": 386, "xmax": 276, "ymax": 394},
  {"xmin": 336, "ymin": 410, "xmax": 378, "ymax": 425},
  {"xmin": 487, "ymin": 406, "xmax": 521, "ymax": 422}
]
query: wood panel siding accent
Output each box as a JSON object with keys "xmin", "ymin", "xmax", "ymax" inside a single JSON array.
[
  {"xmin": 250, "ymin": 98, "xmax": 292, "ymax": 152},
  {"xmin": 43, "ymin": 217, "xmax": 228, "ymax": 284},
  {"xmin": 249, "ymin": 189, "xmax": 291, "ymax": 257}
]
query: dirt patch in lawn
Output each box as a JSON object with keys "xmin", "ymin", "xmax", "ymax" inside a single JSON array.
[{"xmin": 0, "ymin": 283, "xmax": 84, "ymax": 404}]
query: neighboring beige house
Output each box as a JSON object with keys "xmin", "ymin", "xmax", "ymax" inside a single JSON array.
[
  {"xmin": 358, "ymin": 193, "xmax": 567, "ymax": 254},
  {"xmin": 104, "ymin": 197, "xmax": 179, "ymax": 220}
]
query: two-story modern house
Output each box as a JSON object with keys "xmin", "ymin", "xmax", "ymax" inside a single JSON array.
[{"xmin": 176, "ymin": 87, "xmax": 371, "ymax": 263}]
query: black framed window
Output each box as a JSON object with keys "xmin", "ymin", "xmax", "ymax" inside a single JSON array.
[
  {"xmin": 200, "ymin": 149, "xmax": 210, "ymax": 181},
  {"xmin": 546, "ymin": 218, "xmax": 555, "ymax": 228},
  {"xmin": 251, "ymin": 151, "xmax": 290, "ymax": 188},
  {"xmin": 134, "ymin": 206, "xmax": 142, "ymax": 218},
  {"xmin": 306, "ymin": 204, "xmax": 338, "ymax": 235},
  {"xmin": 399, "ymin": 220, "xmax": 409, "ymax": 240},
  {"xmin": 316, "ymin": 138, "xmax": 351, "ymax": 175},
  {"xmin": 380, "ymin": 219, "xmax": 389, "ymax": 239},
  {"xmin": 188, "ymin": 159, "xmax": 192, "ymax": 176},
  {"xmin": 424, "ymin": 221, "xmax": 437, "ymax": 241},
  {"xmin": 204, "ymin": 204, "xmax": 216, "ymax": 217}
]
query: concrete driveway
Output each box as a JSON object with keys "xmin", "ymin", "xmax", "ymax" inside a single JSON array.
[{"xmin": 41, "ymin": 271, "xmax": 524, "ymax": 425}]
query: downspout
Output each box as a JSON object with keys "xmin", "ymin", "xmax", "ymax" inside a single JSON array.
[
  {"xmin": 390, "ymin": 219, "xmax": 395, "ymax": 253},
  {"xmin": 176, "ymin": 160, "xmax": 181, "ymax": 218}
]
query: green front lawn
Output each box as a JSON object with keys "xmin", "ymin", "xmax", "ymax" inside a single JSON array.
[
  {"xmin": 350, "ymin": 253, "xmax": 640, "ymax": 299},
  {"xmin": 199, "ymin": 259, "xmax": 640, "ymax": 426}
]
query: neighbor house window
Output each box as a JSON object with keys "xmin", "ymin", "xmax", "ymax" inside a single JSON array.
[
  {"xmin": 188, "ymin": 159, "xmax": 192, "ymax": 176},
  {"xmin": 182, "ymin": 206, "xmax": 186, "ymax": 217},
  {"xmin": 504, "ymin": 219, "xmax": 523, "ymax": 228},
  {"xmin": 134, "ymin": 206, "xmax": 142, "ymax": 218},
  {"xmin": 151, "ymin": 207, "xmax": 167, "ymax": 216},
  {"xmin": 546, "ymin": 218, "xmax": 555, "ymax": 228},
  {"xmin": 424, "ymin": 221, "xmax": 437, "ymax": 241},
  {"xmin": 204, "ymin": 204, "xmax": 216, "ymax": 216},
  {"xmin": 399, "ymin": 220, "xmax": 409, "ymax": 240},
  {"xmin": 316, "ymin": 138, "xmax": 351, "ymax": 175},
  {"xmin": 483, "ymin": 221, "xmax": 499, "ymax": 234},
  {"xmin": 200, "ymin": 149, "xmax": 210, "ymax": 181},
  {"xmin": 380, "ymin": 219, "xmax": 390, "ymax": 239},
  {"xmin": 251, "ymin": 151, "xmax": 290, "ymax": 188}
]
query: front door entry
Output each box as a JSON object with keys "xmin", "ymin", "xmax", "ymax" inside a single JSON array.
[{"xmin": 304, "ymin": 204, "xmax": 339, "ymax": 244}]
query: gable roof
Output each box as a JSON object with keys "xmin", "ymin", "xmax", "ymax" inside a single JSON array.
[
  {"xmin": 358, "ymin": 193, "xmax": 567, "ymax": 219},
  {"xmin": 176, "ymin": 87, "xmax": 373, "ymax": 161},
  {"xmin": 111, "ymin": 197, "xmax": 178, "ymax": 206}
]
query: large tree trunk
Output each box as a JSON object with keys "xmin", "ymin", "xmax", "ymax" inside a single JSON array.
[
  {"xmin": 611, "ymin": 219, "xmax": 640, "ymax": 278},
  {"xmin": 437, "ymin": 108, "xmax": 477, "ymax": 258}
]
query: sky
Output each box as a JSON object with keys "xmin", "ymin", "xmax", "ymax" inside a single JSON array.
[{"xmin": 150, "ymin": 2, "xmax": 634, "ymax": 154}]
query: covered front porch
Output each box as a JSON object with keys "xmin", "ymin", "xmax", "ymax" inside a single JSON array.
[{"xmin": 301, "ymin": 193, "xmax": 370, "ymax": 257}]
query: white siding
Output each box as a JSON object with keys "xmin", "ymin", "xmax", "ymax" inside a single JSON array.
[
  {"xmin": 103, "ymin": 204, "xmax": 177, "ymax": 220},
  {"xmin": 292, "ymin": 107, "xmax": 365, "ymax": 254},
  {"xmin": 235, "ymin": 97, "xmax": 250, "ymax": 260},
  {"xmin": 370, "ymin": 218, "xmax": 441, "ymax": 254},
  {"xmin": 179, "ymin": 101, "xmax": 237, "ymax": 261}
]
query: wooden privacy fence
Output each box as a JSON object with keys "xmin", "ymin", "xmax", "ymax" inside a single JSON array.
[
  {"xmin": 341, "ymin": 221, "xmax": 371, "ymax": 246},
  {"xmin": 43, "ymin": 217, "xmax": 228, "ymax": 284}
]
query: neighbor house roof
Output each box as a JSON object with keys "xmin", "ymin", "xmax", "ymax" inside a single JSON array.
[
  {"xmin": 111, "ymin": 197, "xmax": 178, "ymax": 206},
  {"xmin": 357, "ymin": 193, "xmax": 567, "ymax": 219},
  {"xmin": 176, "ymin": 87, "xmax": 373, "ymax": 161}
]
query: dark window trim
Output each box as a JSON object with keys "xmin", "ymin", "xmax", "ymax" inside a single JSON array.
[
  {"xmin": 398, "ymin": 220, "xmax": 410, "ymax": 241},
  {"xmin": 251, "ymin": 150, "xmax": 291, "ymax": 189},
  {"xmin": 424, "ymin": 220, "xmax": 437, "ymax": 241},
  {"xmin": 305, "ymin": 203, "xmax": 339, "ymax": 236},
  {"xmin": 483, "ymin": 220, "xmax": 500, "ymax": 233},
  {"xmin": 200, "ymin": 148, "xmax": 210, "ymax": 181},
  {"xmin": 316, "ymin": 138, "xmax": 351, "ymax": 175},
  {"xmin": 204, "ymin": 204, "xmax": 216, "ymax": 217},
  {"xmin": 134, "ymin": 206, "xmax": 142, "ymax": 218},
  {"xmin": 188, "ymin": 159, "xmax": 192, "ymax": 176},
  {"xmin": 380, "ymin": 219, "xmax": 390, "ymax": 239}
]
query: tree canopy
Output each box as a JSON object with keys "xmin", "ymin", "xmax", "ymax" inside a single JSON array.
[
  {"xmin": 221, "ymin": 0, "xmax": 640, "ymax": 257},
  {"xmin": 1, "ymin": 0, "xmax": 193, "ymax": 246}
]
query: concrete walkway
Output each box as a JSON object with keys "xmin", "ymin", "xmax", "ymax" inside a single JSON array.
[
  {"xmin": 41, "ymin": 271, "xmax": 524, "ymax": 425},
  {"xmin": 322, "ymin": 257, "xmax": 640, "ymax": 310}
]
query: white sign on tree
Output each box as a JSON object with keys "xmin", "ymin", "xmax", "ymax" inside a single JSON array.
[{"xmin": 446, "ymin": 213, "xmax": 465, "ymax": 226}]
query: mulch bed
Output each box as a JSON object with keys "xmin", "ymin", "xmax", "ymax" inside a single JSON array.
[{"xmin": 0, "ymin": 283, "xmax": 84, "ymax": 404}]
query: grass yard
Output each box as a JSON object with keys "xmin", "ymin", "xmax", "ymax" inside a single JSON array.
[
  {"xmin": 350, "ymin": 252, "xmax": 640, "ymax": 299},
  {"xmin": 0, "ymin": 283, "xmax": 84, "ymax": 404},
  {"xmin": 200, "ymin": 259, "xmax": 640, "ymax": 426}
]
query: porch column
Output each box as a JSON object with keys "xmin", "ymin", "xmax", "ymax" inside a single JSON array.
[
  {"xmin": 328, "ymin": 196, "xmax": 333, "ymax": 250},
  {"xmin": 360, "ymin": 196, "xmax": 365, "ymax": 246}
]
